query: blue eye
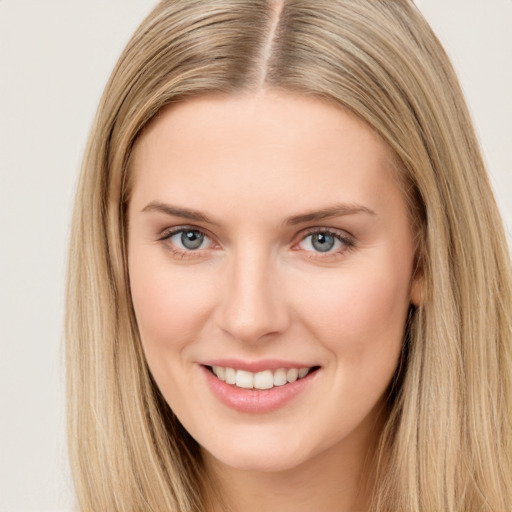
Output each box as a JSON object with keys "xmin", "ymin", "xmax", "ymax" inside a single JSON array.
[
  {"xmin": 310, "ymin": 232, "xmax": 336, "ymax": 252},
  {"xmin": 169, "ymin": 229, "xmax": 210, "ymax": 250},
  {"xmin": 299, "ymin": 231, "xmax": 349, "ymax": 253}
]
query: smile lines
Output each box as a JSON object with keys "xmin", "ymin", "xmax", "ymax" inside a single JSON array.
[{"xmin": 208, "ymin": 366, "xmax": 317, "ymax": 390}]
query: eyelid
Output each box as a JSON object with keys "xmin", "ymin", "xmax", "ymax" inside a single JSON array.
[
  {"xmin": 293, "ymin": 227, "xmax": 356, "ymax": 255},
  {"xmin": 298, "ymin": 226, "xmax": 355, "ymax": 243},
  {"xmin": 157, "ymin": 225, "xmax": 219, "ymax": 258},
  {"xmin": 158, "ymin": 224, "xmax": 214, "ymax": 242}
]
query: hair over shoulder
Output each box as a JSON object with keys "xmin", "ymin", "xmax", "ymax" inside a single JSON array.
[{"xmin": 66, "ymin": 0, "xmax": 512, "ymax": 510}]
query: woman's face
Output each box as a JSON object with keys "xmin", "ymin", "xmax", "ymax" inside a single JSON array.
[{"xmin": 128, "ymin": 91, "xmax": 420, "ymax": 473}]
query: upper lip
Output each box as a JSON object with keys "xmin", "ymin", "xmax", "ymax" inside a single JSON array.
[{"xmin": 201, "ymin": 359, "xmax": 318, "ymax": 373}]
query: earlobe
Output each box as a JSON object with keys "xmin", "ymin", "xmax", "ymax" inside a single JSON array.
[{"xmin": 410, "ymin": 274, "xmax": 424, "ymax": 307}]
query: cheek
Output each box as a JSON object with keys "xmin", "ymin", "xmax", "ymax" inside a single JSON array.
[
  {"xmin": 292, "ymin": 262, "xmax": 411, "ymax": 375},
  {"xmin": 128, "ymin": 250, "xmax": 216, "ymax": 358}
]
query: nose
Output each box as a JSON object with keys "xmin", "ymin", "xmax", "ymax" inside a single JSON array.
[{"xmin": 214, "ymin": 247, "xmax": 291, "ymax": 344}]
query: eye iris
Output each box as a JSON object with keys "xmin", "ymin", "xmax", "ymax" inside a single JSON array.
[
  {"xmin": 311, "ymin": 232, "xmax": 335, "ymax": 252},
  {"xmin": 181, "ymin": 230, "xmax": 204, "ymax": 250}
]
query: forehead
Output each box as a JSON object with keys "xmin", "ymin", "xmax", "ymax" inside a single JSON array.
[{"xmin": 129, "ymin": 91, "xmax": 402, "ymax": 220}]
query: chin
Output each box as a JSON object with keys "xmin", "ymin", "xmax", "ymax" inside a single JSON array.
[
  {"xmin": 199, "ymin": 428, "xmax": 320, "ymax": 474},
  {"xmin": 206, "ymin": 448, "xmax": 309, "ymax": 474}
]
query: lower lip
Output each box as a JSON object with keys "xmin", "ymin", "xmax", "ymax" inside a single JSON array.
[{"xmin": 201, "ymin": 366, "xmax": 318, "ymax": 413}]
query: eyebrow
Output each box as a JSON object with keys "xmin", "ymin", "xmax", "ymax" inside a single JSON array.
[
  {"xmin": 285, "ymin": 204, "xmax": 376, "ymax": 225},
  {"xmin": 142, "ymin": 201, "xmax": 214, "ymax": 223},
  {"xmin": 141, "ymin": 201, "xmax": 376, "ymax": 225}
]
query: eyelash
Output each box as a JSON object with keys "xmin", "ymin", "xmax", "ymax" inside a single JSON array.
[
  {"xmin": 157, "ymin": 226, "xmax": 216, "ymax": 260},
  {"xmin": 157, "ymin": 226, "xmax": 356, "ymax": 260},
  {"xmin": 297, "ymin": 228, "xmax": 356, "ymax": 259}
]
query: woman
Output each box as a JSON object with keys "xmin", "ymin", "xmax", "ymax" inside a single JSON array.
[{"xmin": 66, "ymin": 0, "xmax": 512, "ymax": 510}]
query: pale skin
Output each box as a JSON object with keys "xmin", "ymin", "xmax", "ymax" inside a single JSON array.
[{"xmin": 128, "ymin": 90, "xmax": 421, "ymax": 511}]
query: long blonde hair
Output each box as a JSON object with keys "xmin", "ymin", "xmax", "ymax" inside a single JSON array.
[{"xmin": 66, "ymin": 0, "xmax": 512, "ymax": 510}]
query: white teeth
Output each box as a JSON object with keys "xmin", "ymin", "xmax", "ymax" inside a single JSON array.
[
  {"xmin": 225, "ymin": 367, "xmax": 236, "ymax": 385},
  {"xmin": 254, "ymin": 370, "xmax": 274, "ymax": 390},
  {"xmin": 273, "ymin": 368, "xmax": 287, "ymax": 386},
  {"xmin": 235, "ymin": 370, "xmax": 254, "ymax": 389},
  {"xmin": 286, "ymin": 368, "xmax": 299, "ymax": 383},
  {"xmin": 298, "ymin": 367, "xmax": 309, "ymax": 378},
  {"xmin": 211, "ymin": 365, "xmax": 314, "ymax": 389},
  {"xmin": 214, "ymin": 366, "xmax": 225, "ymax": 381}
]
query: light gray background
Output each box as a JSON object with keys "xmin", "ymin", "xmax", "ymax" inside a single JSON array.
[{"xmin": 0, "ymin": 1, "xmax": 510, "ymax": 510}]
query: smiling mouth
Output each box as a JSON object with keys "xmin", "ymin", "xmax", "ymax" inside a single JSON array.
[{"xmin": 205, "ymin": 365, "xmax": 320, "ymax": 390}]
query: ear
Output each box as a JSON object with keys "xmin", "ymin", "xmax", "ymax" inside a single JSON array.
[{"xmin": 410, "ymin": 272, "xmax": 424, "ymax": 307}]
